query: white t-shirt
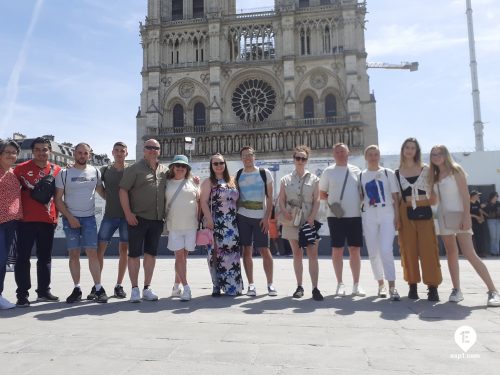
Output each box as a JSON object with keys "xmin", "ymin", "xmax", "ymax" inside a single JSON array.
[
  {"xmin": 319, "ymin": 164, "xmax": 361, "ymax": 218},
  {"xmin": 359, "ymin": 168, "xmax": 399, "ymax": 210},
  {"xmin": 55, "ymin": 166, "xmax": 102, "ymax": 217},
  {"xmin": 237, "ymin": 168, "xmax": 273, "ymax": 219},
  {"xmin": 165, "ymin": 179, "xmax": 198, "ymax": 231}
]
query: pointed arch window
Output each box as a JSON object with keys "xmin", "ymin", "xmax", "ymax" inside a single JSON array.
[
  {"xmin": 173, "ymin": 104, "xmax": 184, "ymax": 132},
  {"xmin": 193, "ymin": 0, "xmax": 204, "ymax": 18},
  {"xmin": 325, "ymin": 94, "xmax": 337, "ymax": 118},
  {"xmin": 172, "ymin": 0, "xmax": 183, "ymax": 20},
  {"xmin": 194, "ymin": 103, "xmax": 206, "ymax": 131},
  {"xmin": 299, "ymin": 0, "xmax": 310, "ymax": 8},
  {"xmin": 303, "ymin": 96, "xmax": 314, "ymax": 119}
]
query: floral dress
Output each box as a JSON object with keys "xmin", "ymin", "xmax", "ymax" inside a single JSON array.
[{"xmin": 207, "ymin": 180, "xmax": 243, "ymax": 295}]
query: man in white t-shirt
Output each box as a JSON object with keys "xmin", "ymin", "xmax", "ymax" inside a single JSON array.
[
  {"xmin": 54, "ymin": 143, "xmax": 106, "ymax": 304},
  {"xmin": 319, "ymin": 143, "xmax": 365, "ymax": 297},
  {"xmin": 236, "ymin": 146, "xmax": 277, "ymax": 297}
]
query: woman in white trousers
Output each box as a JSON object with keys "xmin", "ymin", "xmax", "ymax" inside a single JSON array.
[{"xmin": 360, "ymin": 145, "xmax": 400, "ymax": 300}]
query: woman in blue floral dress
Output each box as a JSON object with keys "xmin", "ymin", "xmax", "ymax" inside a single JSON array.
[{"xmin": 200, "ymin": 153, "xmax": 243, "ymax": 296}]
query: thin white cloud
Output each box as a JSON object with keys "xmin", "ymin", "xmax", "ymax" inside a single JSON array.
[{"xmin": 0, "ymin": 0, "xmax": 44, "ymax": 135}]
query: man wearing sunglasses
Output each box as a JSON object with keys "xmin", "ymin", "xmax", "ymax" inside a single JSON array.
[
  {"xmin": 119, "ymin": 139, "xmax": 167, "ymax": 302},
  {"xmin": 236, "ymin": 146, "xmax": 277, "ymax": 297}
]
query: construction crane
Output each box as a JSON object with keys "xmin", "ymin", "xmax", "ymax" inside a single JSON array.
[{"xmin": 366, "ymin": 61, "xmax": 419, "ymax": 71}]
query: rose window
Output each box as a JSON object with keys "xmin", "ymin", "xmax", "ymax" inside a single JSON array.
[{"xmin": 232, "ymin": 79, "xmax": 276, "ymax": 122}]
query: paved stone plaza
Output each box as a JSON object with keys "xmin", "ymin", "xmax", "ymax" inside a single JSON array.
[{"xmin": 1, "ymin": 257, "xmax": 499, "ymax": 374}]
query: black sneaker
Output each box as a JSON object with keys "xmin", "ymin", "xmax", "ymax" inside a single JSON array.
[
  {"xmin": 94, "ymin": 287, "xmax": 108, "ymax": 303},
  {"xmin": 408, "ymin": 283, "xmax": 419, "ymax": 300},
  {"xmin": 114, "ymin": 285, "xmax": 127, "ymax": 299},
  {"xmin": 66, "ymin": 288, "xmax": 82, "ymax": 304},
  {"xmin": 292, "ymin": 286, "xmax": 304, "ymax": 298},
  {"xmin": 312, "ymin": 287, "xmax": 324, "ymax": 301},
  {"xmin": 87, "ymin": 286, "xmax": 96, "ymax": 300},
  {"xmin": 36, "ymin": 291, "xmax": 59, "ymax": 302},
  {"xmin": 16, "ymin": 296, "xmax": 30, "ymax": 308},
  {"xmin": 427, "ymin": 286, "xmax": 440, "ymax": 302}
]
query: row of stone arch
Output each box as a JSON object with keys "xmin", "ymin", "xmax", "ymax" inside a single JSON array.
[{"xmin": 159, "ymin": 127, "xmax": 364, "ymax": 157}]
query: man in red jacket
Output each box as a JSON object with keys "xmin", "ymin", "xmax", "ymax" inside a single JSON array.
[{"xmin": 13, "ymin": 137, "xmax": 61, "ymax": 307}]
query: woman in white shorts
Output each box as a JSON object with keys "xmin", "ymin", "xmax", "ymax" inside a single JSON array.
[
  {"xmin": 360, "ymin": 145, "xmax": 400, "ymax": 301},
  {"xmin": 165, "ymin": 155, "xmax": 199, "ymax": 301},
  {"xmin": 278, "ymin": 145, "xmax": 323, "ymax": 301},
  {"xmin": 429, "ymin": 145, "xmax": 500, "ymax": 307}
]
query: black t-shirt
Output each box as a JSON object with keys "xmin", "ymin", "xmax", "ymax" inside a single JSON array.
[{"xmin": 470, "ymin": 201, "xmax": 482, "ymax": 217}]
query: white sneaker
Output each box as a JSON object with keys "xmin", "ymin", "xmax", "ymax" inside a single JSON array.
[
  {"xmin": 246, "ymin": 285, "xmax": 257, "ymax": 296},
  {"xmin": 378, "ymin": 285, "xmax": 387, "ymax": 298},
  {"xmin": 142, "ymin": 287, "xmax": 159, "ymax": 301},
  {"xmin": 0, "ymin": 295, "xmax": 16, "ymax": 310},
  {"xmin": 449, "ymin": 288, "xmax": 464, "ymax": 303},
  {"xmin": 171, "ymin": 286, "xmax": 182, "ymax": 298},
  {"xmin": 6, "ymin": 264, "xmax": 14, "ymax": 272},
  {"xmin": 335, "ymin": 283, "xmax": 346, "ymax": 297},
  {"xmin": 180, "ymin": 287, "xmax": 191, "ymax": 301},
  {"xmin": 130, "ymin": 287, "xmax": 141, "ymax": 303},
  {"xmin": 487, "ymin": 291, "xmax": 500, "ymax": 307},
  {"xmin": 267, "ymin": 285, "xmax": 278, "ymax": 297},
  {"xmin": 352, "ymin": 283, "xmax": 366, "ymax": 297},
  {"xmin": 389, "ymin": 288, "xmax": 400, "ymax": 301}
]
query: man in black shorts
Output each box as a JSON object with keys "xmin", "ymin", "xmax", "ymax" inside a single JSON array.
[
  {"xmin": 319, "ymin": 143, "xmax": 365, "ymax": 297},
  {"xmin": 119, "ymin": 139, "xmax": 167, "ymax": 302},
  {"xmin": 236, "ymin": 146, "xmax": 277, "ymax": 297}
]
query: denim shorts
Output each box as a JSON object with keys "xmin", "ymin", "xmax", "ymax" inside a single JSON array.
[
  {"xmin": 62, "ymin": 216, "xmax": 98, "ymax": 250},
  {"xmin": 98, "ymin": 217, "xmax": 129, "ymax": 243}
]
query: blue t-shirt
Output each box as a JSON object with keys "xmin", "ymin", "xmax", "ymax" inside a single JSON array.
[{"xmin": 237, "ymin": 168, "xmax": 273, "ymax": 219}]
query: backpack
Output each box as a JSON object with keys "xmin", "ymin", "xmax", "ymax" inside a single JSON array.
[
  {"xmin": 235, "ymin": 167, "xmax": 268, "ymax": 197},
  {"xmin": 31, "ymin": 164, "xmax": 56, "ymax": 204}
]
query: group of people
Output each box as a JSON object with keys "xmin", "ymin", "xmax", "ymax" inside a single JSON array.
[{"xmin": 1, "ymin": 136, "xmax": 500, "ymax": 310}]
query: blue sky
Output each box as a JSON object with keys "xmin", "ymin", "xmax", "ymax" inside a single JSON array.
[{"xmin": 1, "ymin": 0, "xmax": 499, "ymax": 158}]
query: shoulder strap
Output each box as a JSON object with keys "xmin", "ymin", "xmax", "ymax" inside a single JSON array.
[
  {"xmin": 395, "ymin": 169, "xmax": 404, "ymax": 194},
  {"xmin": 48, "ymin": 164, "xmax": 55, "ymax": 176},
  {"xmin": 166, "ymin": 179, "xmax": 187, "ymax": 213},
  {"xmin": 384, "ymin": 168, "xmax": 388, "ymax": 178},
  {"xmin": 102, "ymin": 165, "xmax": 109, "ymax": 181},
  {"xmin": 235, "ymin": 168, "xmax": 243, "ymax": 191},
  {"xmin": 259, "ymin": 168, "xmax": 268, "ymax": 198},
  {"xmin": 339, "ymin": 168, "xmax": 349, "ymax": 202},
  {"xmin": 359, "ymin": 171, "xmax": 364, "ymax": 199}
]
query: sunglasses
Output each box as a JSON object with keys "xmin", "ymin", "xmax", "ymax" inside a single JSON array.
[
  {"xmin": 144, "ymin": 145, "xmax": 160, "ymax": 151},
  {"xmin": 212, "ymin": 161, "xmax": 225, "ymax": 167},
  {"xmin": 430, "ymin": 153, "xmax": 443, "ymax": 157},
  {"xmin": 294, "ymin": 156, "xmax": 308, "ymax": 162},
  {"xmin": 241, "ymin": 153, "xmax": 254, "ymax": 159},
  {"xmin": 173, "ymin": 163, "xmax": 187, "ymax": 168}
]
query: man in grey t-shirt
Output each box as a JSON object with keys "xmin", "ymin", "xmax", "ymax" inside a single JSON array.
[{"xmin": 54, "ymin": 143, "xmax": 107, "ymax": 304}]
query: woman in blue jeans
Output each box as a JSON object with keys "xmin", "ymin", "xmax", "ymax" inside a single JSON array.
[
  {"xmin": 0, "ymin": 139, "xmax": 22, "ymax": 310},
  {"xmin": 484, "ymin": 192, "xmax": 500, "ymax": 256}
]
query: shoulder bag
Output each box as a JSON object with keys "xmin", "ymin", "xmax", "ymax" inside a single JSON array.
[{"xmin": 328, "ymin": 168, "xmax": 349, "ymax": 218}]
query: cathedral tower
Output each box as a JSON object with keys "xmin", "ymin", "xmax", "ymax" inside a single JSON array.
[{"xmin": 136, "ymin": 0, "xmax": 377, "ymax": 160}]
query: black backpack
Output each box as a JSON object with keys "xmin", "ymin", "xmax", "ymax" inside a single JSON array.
[{"xmin": 31, "ymin": 164, "xmax": 56, "ymax": 204}]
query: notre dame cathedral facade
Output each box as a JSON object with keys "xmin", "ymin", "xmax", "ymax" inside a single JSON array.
[{"xmin": 136, "ymin": 0, "xmax": 377, "ymax": 160}]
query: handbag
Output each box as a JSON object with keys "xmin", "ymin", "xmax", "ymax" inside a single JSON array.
[
  {"xmin": 31, "ymin": 164, "xmax": 56, "ymax": 204},
  {"xmin": 280, "ymin": 173, "xmax": 309, "ymax": 227},
  {"xmin": 406, "ymin": 205, "xmax": 432, "ymax": 220},
  {"xmin": 328, "ymin": 168, "xmax": 349, "ymax": 218},
  {"xmin": 196, "ymin": 227, "xmax": 213, "ymax": 246},
  {"xmin": 293, "ymin": 208, "xmax": 304, "ymax": 227},
  {"xmin": 443, "ymin": 211, "xmax": 463, "ymax": 230}
]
